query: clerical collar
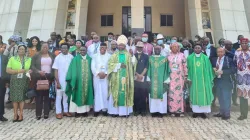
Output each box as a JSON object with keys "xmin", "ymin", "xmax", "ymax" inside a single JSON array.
[
  {"xmin": 137, "ymin": 51, "xmax": 142, "ymax": 54},
  {"xmin": 195, "ymin": 53, "xmax": 201, "ymax": 57},
  {"xmin": 81, "ymin": 55, "xmax": 86, "ymax": 59},
  {"xmin": 119, "ymin": 50, "xmax": 125, "ymax": 54},
  {"xmin": 153, "ymin": 55, "xmax": 161, "ymax": 57}
]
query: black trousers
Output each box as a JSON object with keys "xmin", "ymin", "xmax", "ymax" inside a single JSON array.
[
  {"xmin": 133, "ymin": 87, "xmax": 147, "ymax": 113},
  {"xmin": 240, "ymin": 97, "xmax": 248, "ymax": 118},
  {"xmin": 36, "ymin": 90, "xmax": 50, "ymax": 117},
  {"xmin": 0, "ymin": 78, "xmax": 6, "ymax": 117},
  {"xmin": 232, "ymin": 82, "xmax": 238, "ymax": 104}
]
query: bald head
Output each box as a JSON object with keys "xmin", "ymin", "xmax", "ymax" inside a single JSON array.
[
  {"xmin": 217, "ymin": 47, "xmax": 225, "ymax": 58},
  {"xmin": 224, "ymin": 40, "xmax": 233, "ymax": 51}
]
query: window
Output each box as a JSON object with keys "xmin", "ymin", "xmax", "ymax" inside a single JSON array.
[
  {"xmin": 160, "ymin": 14, "xmax": 173, "ymax": 26},
  {"xmin": 101, "ymin": 15, "xmax": 113, "ymax": 26}
]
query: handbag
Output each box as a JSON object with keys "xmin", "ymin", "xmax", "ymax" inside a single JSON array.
[
  {"xmin": 36, "ymin": 76, "xmax": 50, "ymax": 91},
  {"xmin": 26, "ymin": 89, "xmax": 37, "ymax": 98}
]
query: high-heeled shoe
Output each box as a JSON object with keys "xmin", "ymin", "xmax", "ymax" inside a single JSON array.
[
  {"xmin": 18, "ymin": 115, "xmax": 23, "ymax": 122},
  {"xmin": 13, "ymin": 115, "xmax": 19, "ymax": 123}
]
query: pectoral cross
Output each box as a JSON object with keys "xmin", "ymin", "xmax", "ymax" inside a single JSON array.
[{"xmin": 121, "ymin": 77, "xmax": 126, "ymax": 91}]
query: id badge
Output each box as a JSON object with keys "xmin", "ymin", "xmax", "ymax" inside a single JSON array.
[
  {"xmin": 172, "ymin": 64, "xmax": 178, "ymax": 71},
  {"xmin": 17, "ymin": 73, "xmax": 23, "ymax": 79}
]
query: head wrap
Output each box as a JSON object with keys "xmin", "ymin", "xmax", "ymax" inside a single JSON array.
[
  {"xmin": 170, "ymin": 42, "xmax": 180, "ymax": 51},
  {"xmin": 240, "ymin": 38, "xmax": 249, "ymax": 43},
  {"xmin": 117, "ymin": 35, "xmax": 128, "ymax": 46},
  {"xmin": 59, "ymin": 40, "xmax": 65, "ymax": 45},
  {"xmin": 9, "ymin": 35, "xmax": 21, "ymax": 44}
]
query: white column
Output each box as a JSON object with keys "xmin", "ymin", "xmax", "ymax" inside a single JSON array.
[
  {"xmin": 27, "ymin": 0, "xmax": 67, "ymax": 41},
  {"xmin": 131, "ymin": 0, "xmax": 144, "ymax": 36},
  {"xmin": 210, "ymin": 0, "xmax": 250, "ymax": 42},
  {"xmin": 187, "ymin": 0, "xmax": 204, "ymax": 39},
  {"xmin": 0, "ymin": 0, "xmax": 33, "ymax": 42},
  {"xmin": 244, "ymin": 0, "xmax": 250, "ymax": 34},
  {"xmin": 74, "ymin": 0, "xmax": 89, "ymax": 39}
]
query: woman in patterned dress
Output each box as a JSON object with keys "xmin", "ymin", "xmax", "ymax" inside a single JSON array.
[
  {"xmin": 167, "ymin": 42, "xmax": 188, "ymax": 117},
  {"xmin": 234, "ymin": 38, "xmax": 250, "ymax": 120},
  {"xmin": 6, "ymin": 44, "xmax": 32, "ymax": 122}
]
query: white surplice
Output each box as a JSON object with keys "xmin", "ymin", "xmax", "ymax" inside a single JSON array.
[{"xmin": 91, "ymin": 53, "xmax": 111, "ymax": 112}]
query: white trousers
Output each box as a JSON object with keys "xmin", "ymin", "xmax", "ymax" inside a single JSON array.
[
  {"xmin": 56, "ymin": 89, "xmax": 69, "ymax": 114},
  {"xmin": 108, "ymin": 95, "xmax": 133, "ymax": 116}
]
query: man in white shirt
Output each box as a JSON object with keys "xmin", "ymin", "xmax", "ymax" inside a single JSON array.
[
  {"xmin": 87, "ymin": 35, "xmax": 101, "ymax": 58},
  {"xmin": 91, "ymin": 43, "xmax": 111, "ymax": 117},
  {"xmin": 52, "ymin": 43, "xmax": 74, "ymax": 119},
  {"xmin": 155, "ymin": 34, "xmax": 170, "ymax": 57}
]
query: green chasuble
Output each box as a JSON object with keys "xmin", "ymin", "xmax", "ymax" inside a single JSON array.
[
  {"xmin": 147, "ymin": 56, "xmax": 169, "ymax": 99},
  {"xmin": 65, "ymin": 54, "xmax": 94, "ymax": 106},
  {"xmin": 108, "ymin": 50, "xmax": 136, "ymax": 107},
  {"xmin": 187, "ymin": 53, "xmax": 214, "ymax": 106}
]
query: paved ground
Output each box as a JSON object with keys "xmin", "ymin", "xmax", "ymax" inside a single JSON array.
[{"xmin": 0, "ymin": 107, "xmax": 250, "ymax": 140}]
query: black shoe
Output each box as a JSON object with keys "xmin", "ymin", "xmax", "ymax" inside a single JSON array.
[
  {"xmin": 133, "ymin": 112, "xmax": 139, "ymax": 116},
  {"xmin": 94, "ymin": 112, "xmax": 99, "ymax": 117},
  {"xmin": 157, "ymin": 113, "xmax": 163, "ymax": 118},
  {"xmin": 192, "ymin": 113, "xmax": 198, "ymax": 118},
  {"xmin": 82, "ymin": 113, "xmax": 88, "ymax": 117},
  {"xmin": 103, "ymin": 112, "xmax": 108, "ymax": 116},
  {"xmin": 141, "ymin": 112, "xmax": 147, "ymax": 116},
  {"xmin": 0, "ymin": 116, "xmax": 8, "ymax": 122},
  {"xmin": 222, "ymin": 116, "xmax": 230, "ymax": 120},
  {"xmin": 213, "ymin": 113, "xmax": 222, "ymax": 117},
  {"xmin": 44, "ymin": 115, "xmax": 49, "ymax": 119},
  {"xmin": 6, "ymin": 100, "xmax": 11, "ymax": 104},
  {"xmin": 151, "ymin": 113, "xmax": 156, "ymax": 117},
  {"xmin": 238, "ymin": 116, "xmax": 247, "ymax": 120},
  {"xmin": 200, "ymin": 113, "xmax": 207, "ymax": 119},
  {"xmin": 111, "ymin": 115, "xmax": 118, "ymax": 117},
  {"xmin": 75, "ymin": 113, "xmax": 80, "ymax": 118},
  {"xmin": 36, "ymin": 116, "xmax": 41, "ymax": 120},
  {"xmin": 175, "ymin": 114, "xmax": 180, "ymax": 117}
]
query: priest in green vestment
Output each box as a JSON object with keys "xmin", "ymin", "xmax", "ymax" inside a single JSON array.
[
  {"xmin": 187, "ymin": 44, "xmax": 214, "ymax": 119},
  {"xmin": 147, "ymin": 45, "xmax": 169, "ymax": 117},
  {"xmin": 66, "ymin": 46, "xmax": 94, "ymax": 117},
  {"xmin": 107, "ymin": 35, "xmax": 136, "ymax": 117}
]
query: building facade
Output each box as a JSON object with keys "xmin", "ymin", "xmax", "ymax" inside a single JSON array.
[{"xmin": 0, "ymin": 0, "xmax": 250, "ymax": 44}]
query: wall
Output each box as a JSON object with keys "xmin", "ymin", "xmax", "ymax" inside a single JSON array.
[
  {"xmin": 145, "ymin": 0, "xmax": 186, "ymax": 37},
  {"xmin": 27, "ymin": 0, "xmax": 67, "ymax": 41},
  {"xmin": 0, "ymin": 0, "xmax": 33, "ymax": 42},
  {"xmin": 86, "ymin": 0, "xmax": 131, "ymax": 36}
]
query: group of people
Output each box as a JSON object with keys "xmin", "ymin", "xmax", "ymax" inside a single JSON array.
[{"xmin": 0, "ymin": 31, "xmax": 249, "ymax": 123}]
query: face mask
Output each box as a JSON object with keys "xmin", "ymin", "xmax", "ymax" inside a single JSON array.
[
  {"xmin": 142, "ymin": 37, "xmax": 148, "ymax": 43},
  {"xmin": 166, "ymin": 40, "xmax": 171, "ymax": 45},
  {"xmin": 112, "ymin": 48, "xmax": 116, "ymax": 51},
  {"xmin": 171, "ymin": 40, "xmax": 177, "ymax": 43},
  {"xmin": 157, "ymin": 40, "xmax": 164, "ymax": 45},
  {"xmin": 108, "ymin": 38, "xmax": 113, "ymax": 41},
  {"xmin": 194, "ymin": 38, "xmax": 199, "ymax": 41},
  {"xmin": 248, "ymin": 42, "xmax": 250, "ymax": 47}
]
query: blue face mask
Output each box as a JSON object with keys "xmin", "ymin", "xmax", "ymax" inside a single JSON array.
[
  {"xmin": 157, "ymin": 40, "xmax": 164, "ymax": 45},
  {"xmin": 142, "ymin": 37, "xmax": 148, "ymax": 42},
  {"xmin": 206, "ymin": 43, "xmax": 211, "ymax": 49},
  {"xmin": 248, "ymin": 42, "xmax": 250, "ymax": 47},
  {"xmin": 166, "ymin": 40, "xmax": 171, "ymax": 45},
  {"xmin": 171, "ymin": 39, "xmax": 177, "ymax": 43}
]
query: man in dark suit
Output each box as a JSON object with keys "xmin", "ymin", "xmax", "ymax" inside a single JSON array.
[
  {"xmin": 0, "ymin": 45, "xmax": 9, "ymax": 121},
  {"xmin": 134, "ymin": 41, "xmax": 149, "ymax": 116},
  {"xmin": 212, "ymin": 47, "xmax": 236, "ymax": 120},
  {"xmin": 233, "ymin": 35, "xmax": 244, "ymax": 51},
  {"xmin": 202, "ymin": 37, "xmax": 217, "ymax": 61},
  {"xmin": 49, "ymin": 32, "xmax": 60, "ymax": 53},
  {"xmin": 224, "ymin": 40, "xmax": 238, "ymax": 106},
  {"xmin": 202, "ymin": 37, "xmax": 217, "ymax": 106},
  {"xmin": 180, "ymin": 39, "xmax": 194, "ymax": 58}
]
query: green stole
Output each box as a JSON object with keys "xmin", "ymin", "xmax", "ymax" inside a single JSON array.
[
  {"xmin": 65, "ymin": 54, "xmax": 94, "ymax": 106},
  {"xmin": 118, "ymin": 53, "xmax": 126, "ymax": 106},
  {"xmin": 147, "ymin": 56, "xmax": 169, "ymax": 99},
  {"xmin": 187, "ymin": 53, "xmax": 214, "ymax": 106}
]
